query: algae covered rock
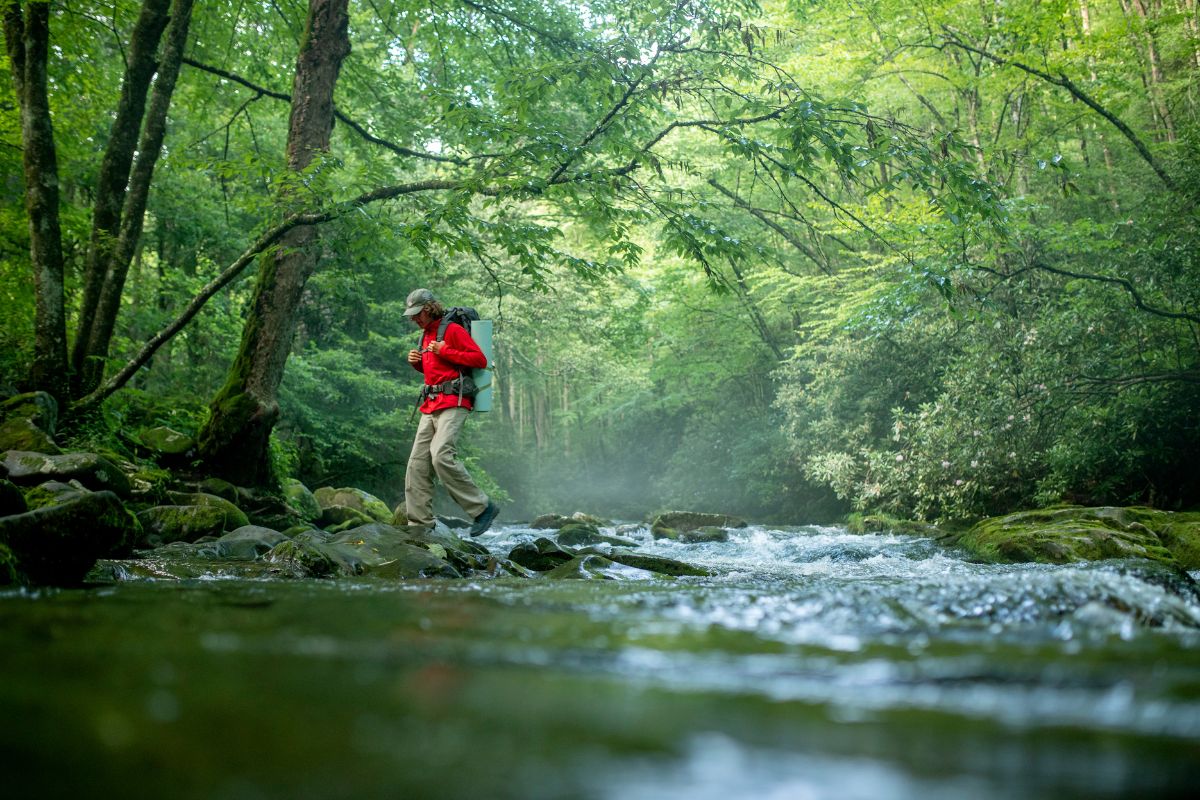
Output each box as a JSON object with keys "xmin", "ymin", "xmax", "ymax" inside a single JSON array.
[
  {"xmin": 0, "ymin": 391, "xmax": 57, "ymax": 433},
  {"xmin": 137, "ymin": 499, "xmax": 248, "ymax": 548},
  {"xmin": 266, "ymin": 524, "xmax": 461, "ymax": 579},
  {"xmin": 314, "ymin": 486, "xmax": 393, "ymax": 524},
  {"xmin": 650, "ymin": 510, "xmax": 747, "ymax": 540},
  {"xmin": 213, "ymin": 526, "xmax": 289, "ymax": 560},
  {"xmin": 578, "ymin": 548, "xmax": 711, "ymax": 577},
  {"xmin": 2, "ymin": 450, "xmax": 132, "ymax": 498},
  {"xmin": 949, "ymin": 506, "xmax": 1200, "ymax": 569},
  {"xmin": 138, "ymin": 426, "xmax": 195, "ymax": 457},
  {"xmin": 283, "ymin": 478, "xmax": 321, "ymax": 522},
  {"xmin": 544, "ymin": 554, "xmax": 658, "ymax": 581},
  {"xmin": 319, "ymin": 505, "xmax": 375, "ymax": 530},
  {"xmin": 556, "ymin": 522, "xmax": 638, "ymax": 548},
  {"xmin": 21, "ymin": 480, "xmax": 91, "ymax": 509},
  {"xmin": 0, "ymin": 418, "xmax": 61, "ymax": 455},
  {"xmin": 0, "ymin": 490, "xmax": 140, "ymax": 585},
  {"xmin": 530, "ymin": 513, "xmax": 573, "ymax": 530},
  {"xmin": 679, "ymin": 526, "xmax": 730, "ymax": 544},
  {"xmin": 508, "ymin": 537, "xmax": 576, "ymax": 571}
]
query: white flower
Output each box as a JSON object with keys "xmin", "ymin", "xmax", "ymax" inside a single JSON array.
[
  {"xmin": 1008, "ymin": 451, "xmax": 1017, "ymax": 459},
  {"xmin": 941, "ymin": 460, "xmax": 951, "ymax": 468},
  {"xmin": 895, "ymin": 454, "xmax": 904, "ymax": 462},
  {"xmin": 970, "ymin": 460, "xmax": 979, "ymax": 468},
  {"xmin": 955, "ymin": 479, "xmax": 964, "ymax": 486}
]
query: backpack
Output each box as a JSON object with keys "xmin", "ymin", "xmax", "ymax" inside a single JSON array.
[{"xmin": 414, "ymin": 307, "xmax": 485, "ymax": 412}]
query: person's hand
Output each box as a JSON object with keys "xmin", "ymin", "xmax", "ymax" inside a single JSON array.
[
  {"xmin": 407, "ymin": 349, "xmax": 422, "ymax": 365},
  {"xmin": 428, "ymin": 340, "xmax": 446, "ymax": 355}
]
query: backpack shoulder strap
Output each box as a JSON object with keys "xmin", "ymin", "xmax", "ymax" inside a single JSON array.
[{"xmin": 436, "ymin": 315, "xmax": 452, "ymax": 343}]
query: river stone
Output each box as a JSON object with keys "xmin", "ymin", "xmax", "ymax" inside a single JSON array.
[
  {"xmin": 651, "ymin": 511, "xmax": 748, "ymax": 534},
  {"xmin": 530, "ymin": 513, "xmax": 573, "ymax": 529},
  {"xmin": 234, "ymin": 486, "xmax": 300, "ymax": 530},
  {"xmin": 679, "ymin": 526, "xmax": 730, "ymax": 543},
  {"xmin": 557, "ymin": 522, "xmax": 639, "ymax": 548},
  {"xmin": 197, "ymin": 478, "xmax": 240, "ymax": 504},
  {"xmin": 137, "ymin": 504, "xmax": 245, "ymax": 548},
  {"xmin": 2, "ymin": 450, "xmax": 132, "ymax": 498},
  {"xmin": 138, "ymin": 426, "xmax": 195, "ymax": 457},
  {"xmin": 544, "ymin": 554, "xmax": 657, "ymax": 581},
  {"xmin": 319, "ymin": 505, "xmax": 375, "ymax": 530},
  {"xmin": 508, "ymin": 537, "xmax": 576, "ymax": 571},
  {"xmin": 571, "ymin": 511, "xmax": 611, "ymax": 526},
  {"xmin": 437, "ymin": 515, "xmax": 470, "ymax": 530},
  {"xmin": 0, "ymin": 418, "xmax": 61, "ymax": 455},
  {"xmin": 949, "ymin": 506, "xmax": 1191, "ymax": 568},
  {"xmin": 313, "ymin": 486, "xmax": 393, "ymax": 523},
  {"xmin": 283, "ymin": 479, "xmax": 321, "ymax": 522},
  {"xmin": 21, "ymin": 480, "xmax": 92, "ymax": 510},
  {"xmin": 266, "ymin": 525, "xmax": 461, "ymax": 579},
  {"xmin": 0, "ymin": 490, "xmax": 140, "ymax": 586},
  {"xmin": 579, "ymin": 548, "xmax": 711, "ymax": 577},
  {"xmin": 167, "ymin": 492, "xmax": 251, "ymax": 528},
  {"xmin": 213, "ymin": 526, "xmax": 289, "ymax": 560},
  {"xmin": 1, "ymin": 479, "xmax": 27, "ymax": 516},
  {"xmin": 1, "ymin": 391, "xmax": 57, "ymax": 433}
]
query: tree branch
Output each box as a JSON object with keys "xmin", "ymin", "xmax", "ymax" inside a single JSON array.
[{"xmin": 1031, "ymin": 260, "xmax": 1200, "ymax": 325}]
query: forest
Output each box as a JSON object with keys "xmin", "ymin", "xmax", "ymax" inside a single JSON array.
[
  {"xmin": 3, "ymin": 0, "xmax": 1198, "ymax": 524},
  {"xmin": 4, "ymin": 2, "xmax": 1200, "ymax": 797}
]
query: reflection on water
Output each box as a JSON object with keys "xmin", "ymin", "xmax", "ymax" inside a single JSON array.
[{"xmin": 2, "ymin": 523, "xmax": 1199, "ymax": 798}]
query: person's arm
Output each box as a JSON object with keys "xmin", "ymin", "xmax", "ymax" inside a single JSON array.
[{"xmin": 433, "ymin": 322, "xmax": 487, "ymax": 369}]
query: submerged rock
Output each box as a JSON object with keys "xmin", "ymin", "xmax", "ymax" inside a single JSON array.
[
  {"xmin": 594, "ymin": 549, "xmax": 711, "ymax": 577},
  {"xmin": 2, "ymin": 450, "xmax": 131, "ymax": 498},
  {"xmin": 266, "ymin": 524, "xmax": 461, "ymax": 579},
  {"xmin": 650, "ymin": 511, "xmax": 747, "ymax": 540},
  {"xmin": 0, "ymin": 490, "xmax": 140, "ymax": 585},
  {"xmin": 948, "ymin": 506, "xmax": 1200, "ymax": 569},
  {"xmin": 544, "ymin": 554, "xmax": 658, "ymax": 581},
  {"xmin": 678, "ymin": 526, "xmax": 730, "ymax": 543}
]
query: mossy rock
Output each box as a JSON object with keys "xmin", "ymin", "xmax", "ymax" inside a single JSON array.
[
  {"xmin": 313, "ymin": 486, "xmax": 392, "ymax": 524},
  {"xmin": 235, "ymin": 486, "xmax": 299, "ymax": 530},
  {"xmin": 166, "ymin": 492, "xmax": 251, "ymax": 529},
  {"xmin": 570, "ymin": 511, "xmax": 612, "ymax": 526},
  {"xmin": 266, "ymin": 525, "xmax": 461, "ymax": 579},
  {"xmin": 0, "ymin": 391, "xmax": 57, "ymax": 433},
  {"xmin": 846, "ymin": 512, "xmax": 942, "ymax": 537},
  {"xmin": 137, "ymin": 503, "xmax": 246, "ymax": 548},
  {"xmin": 530, "ymin": 513, "xmax": 573, "ymax": 530},
  {"xmin": 556, "ymin": 522, "xmax": 638, "ymax": 548},
  {"xmin": 21, "ymin": 480, "xmax": 90, "ymax": 510},
  {"xmin": 949, "ymin": 506, "xmax": 1199, "ymax": 568},
  {"xmin": 679, "ymin": 526, "xmax": 730, "ymax": 543},
  {"xmin": 282, "ymin": 478, "xmax": 321, "ymax": 522},
  {"xmin": 0, "ymin": 418, "xmax": 61, "ymax": 455},
  {"xmin": 0, "ymin": 490, "xmax": 140, "ymax": 586},
  {"xmin": 2, "ymin": 450, "xmax": 132, "ymax": 498},
  {"xmin": 508, "ymin": 536, "xmax": 576, "ymax": 571},
  {"xmin": 0, "ymin": 541, "xmax": 18, "ymax": 585},
  {"xmin": 582, "ymin": 548, "xmax": 710, "ymax": 577},
  {"xmin": 212, "ymin": 525, "xmax": 289, "ymax": 560},
  {"xmin": 138, "ymin": 426, "xmax": 195, "ymax": 457},
  {"xmin": 129, "ymin": 466, "xmax": 173, "ymax": 503},
  {"xmin": 651, "ymin": 511, "xmax": 748, "ymax": 532},
  {"xmin": 1, "ymin": 478, "xmax": 28, "ymax": 516},
  {"xmin": 197, "ymin": 478, "xmax": 240, "ymax": 504},
  {"xmin": 544, "ymin": 554, "xmax": 658, "ymax": 581},
  {"xmin": 319, "ymin": 505, "xmax": 375, "ymax": 530}
]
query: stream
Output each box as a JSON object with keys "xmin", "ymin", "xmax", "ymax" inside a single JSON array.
[{"xmin": 3, "ymin": 521, "xmax": 1199, "ymax": 798}]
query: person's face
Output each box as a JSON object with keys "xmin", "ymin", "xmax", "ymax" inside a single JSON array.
[{"xmin": 411, "ymin": 307, "xmax": 431, "ymax": 327}]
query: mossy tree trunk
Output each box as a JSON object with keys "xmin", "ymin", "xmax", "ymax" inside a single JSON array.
[
  {"xmin": 77, "ymin": 0, "xmax": 195, "ymax": 397},
  {"xmin": 3, "ymin": 2, "xmax": 68, "ymax": 403},
  {"xmin": 197, "ymin": 0, "xmax": 350, "ymax": 486},
  {"xmin": 71, "ymin": 0, "xmax": 172, "ymax": 396}
]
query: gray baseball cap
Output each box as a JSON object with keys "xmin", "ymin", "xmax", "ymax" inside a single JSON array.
[{"xmin": 403, "ymin": 288, "xmax": 436, "ymax": 316}]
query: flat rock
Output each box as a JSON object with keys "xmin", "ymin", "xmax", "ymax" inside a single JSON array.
[{"xmin": 2, "ymin": 450, "xmax": 131, "ymax": 498}]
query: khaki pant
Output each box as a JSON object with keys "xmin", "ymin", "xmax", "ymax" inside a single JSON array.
[{"xmin": 404, "ymin": 407, "xmax": 488, "ymax": 526}]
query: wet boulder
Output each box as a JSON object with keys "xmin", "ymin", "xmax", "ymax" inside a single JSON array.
[
  {"xmin": 530, "ymin": 513, "xmax": 573, "ymax": 530},
  {"xmin": 212, "ymin": 526, "xmax": 290, "ymax": 560},
  {"xmin": 557, "ymin": 522, "xmax": 638, "ymax": 548},
  {"xmin": 679, "ymin": 526, "xmax": 730, "ymax": 544},
  {"xmin": 0, "ymin": 490, "xmax": 140, "ymax": 585},
  {"xmin": 579, "ymin": 548, "xmax": 711, "ymax": 577},
  {"xmin": 0, "ymin": 418, "xmax": 60, "ymax": 455},
  {"xmin": 949, "ymin": 506, "xmax": 1200, "ymax": 569},
  {"xmin": 320, "ymin": 505, "xmax": 376, "ymax": 531},
  {"xmin": 650, "ymin": 511, "xmax": 747, "ymax": 539},
  {"xmin": 508, "ymin": 536, "xmax": 576, "ymax": 571},
  {"xmin": 266, "ymin": 525, "xmax": 461, "ymax": 579},
  {"xmin": 21, "ymin": 480, "xmax": 91, "ymax": 509},
  {"xmin": 2, "ymin": 450, "xmax": 132, "ymax": 498},
  {"xmin": 314, "ymin": 486, "xmax": 393, "ymax": 524},
  {"xmin": 137, "ymin": 493, "xmax": 250, "ymax": 548},
  {"xmin": 235, "ymin": 486, "xmax": 300, "ymax": 531},
  {"xmin": 197, "ymin": 478, "xmax": 240, "ymax": 504}
]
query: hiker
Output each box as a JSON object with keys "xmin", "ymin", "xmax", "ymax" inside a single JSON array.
[{"xmin": 403, "ymin": 288, "xmax": 500, "ymax": 535}]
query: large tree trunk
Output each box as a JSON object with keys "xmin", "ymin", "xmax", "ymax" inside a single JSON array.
[
  {"xmin": 71, "ymin": 0, "xmax": 171, "ymax": 394},
  {"xmin": 3, "ymin": 2, "xmax": 68, "ymax": 402},
  {"xmin": 79, "ymin": 0, "xmax": 195, "ymax": 395},
  {"xmin": 197, "ymin": 0, "xmax": 350, "ymax": 486}
]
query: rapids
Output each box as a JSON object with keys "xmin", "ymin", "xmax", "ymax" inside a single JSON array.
[{"xmin": 2, "ymin": 521, "xmax": 1198, "ymax": 798}]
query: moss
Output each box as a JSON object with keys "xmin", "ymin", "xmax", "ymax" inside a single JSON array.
[
  {"xmin": 0, "ymin": 541, "xmax": 20, "ymax": 585},
  {"xmin": 952, "ymin": 506, "xmax": 1190, "ymax": 567},
  {"xmin": 846, "ymin": 512, "xmax": 942, "ymax": 537}
]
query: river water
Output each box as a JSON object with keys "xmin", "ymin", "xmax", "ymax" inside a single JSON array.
[{"xmin": 3, "ymin": 522, "xmax": 1199, "ymax": 798}]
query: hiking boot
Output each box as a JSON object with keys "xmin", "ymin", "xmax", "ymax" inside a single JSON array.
[{"xmin": 469, "ymin": 500, "xmax": 500, "ymax": 536}]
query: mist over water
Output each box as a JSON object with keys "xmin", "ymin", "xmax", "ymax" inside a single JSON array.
[{"xmin": 3, "ymin": 521, "xmax": 1199, "ymax": 798}]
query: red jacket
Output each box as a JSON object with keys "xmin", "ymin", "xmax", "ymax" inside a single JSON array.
[{"xmin": 411, "ymin": 318, "xmax": 487, "ymax": 413}]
